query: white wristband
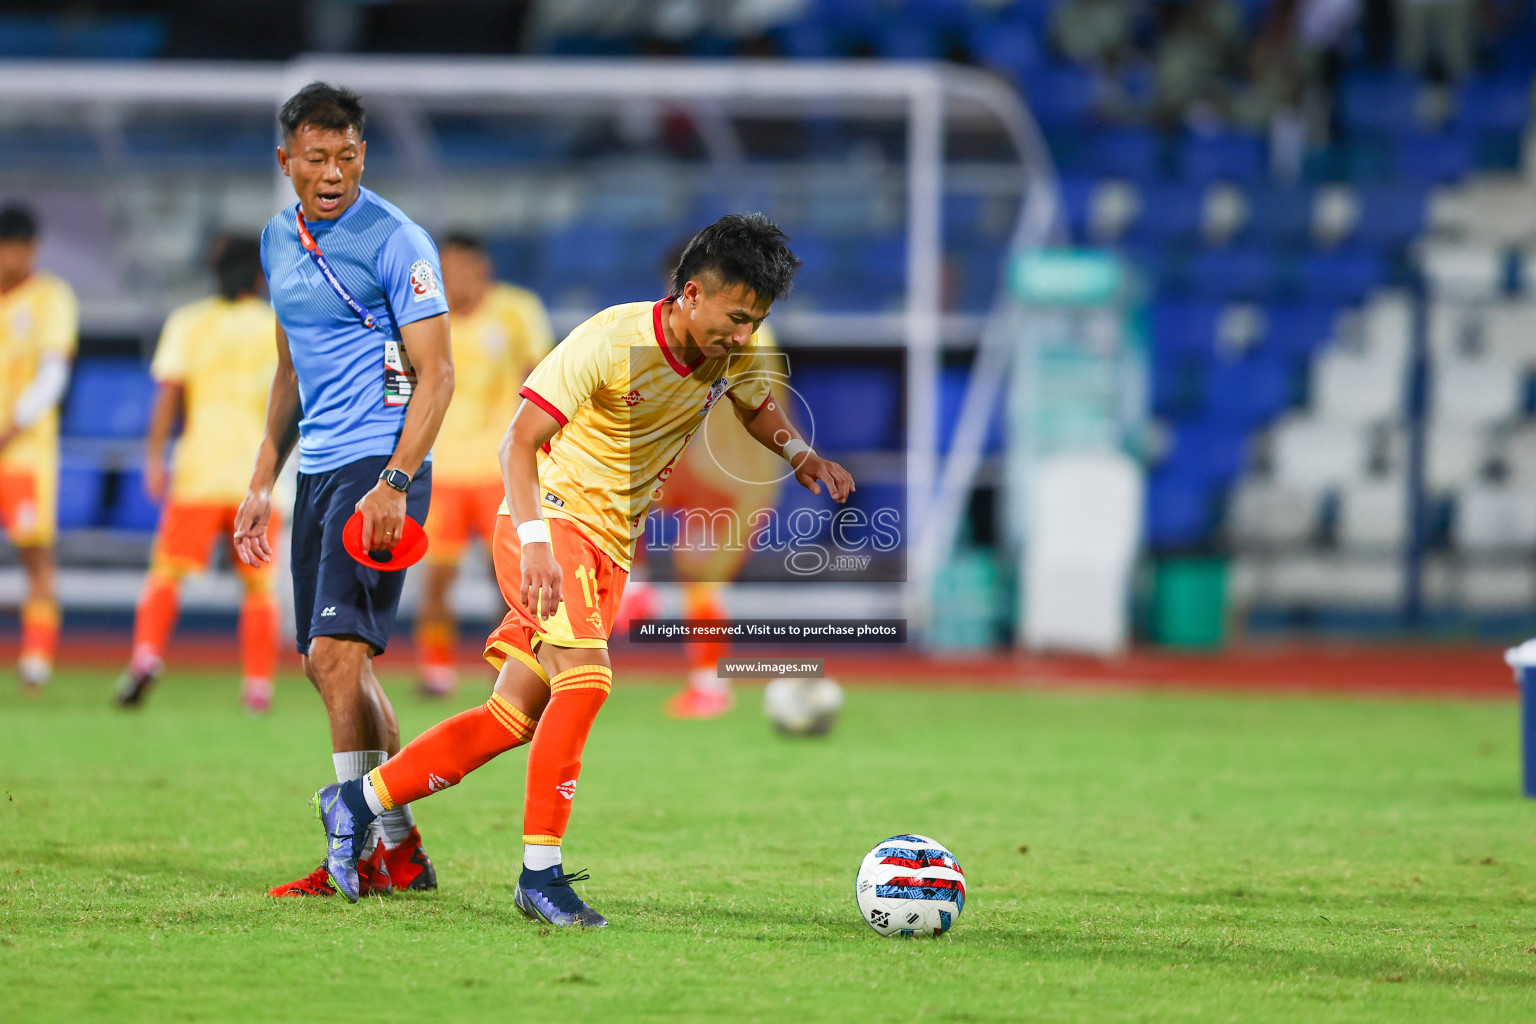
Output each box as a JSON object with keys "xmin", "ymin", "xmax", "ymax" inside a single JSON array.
[
  {"xmin": 517, "ymin": 519, "xmax": 551, "ymax": 546},
  {"xmin": 782, "ymin": 438, "xmax": 814, "ymax": 464}
]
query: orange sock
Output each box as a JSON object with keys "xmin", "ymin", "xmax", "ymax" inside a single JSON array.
[
  {"xmin": 683, "ymin": 584, "xmax": 726, "ymax": 677},
  {"xmin": 416, "ymin": 620, "xmax": 456, "ymax": 671},
  {"xmin": 131, "ymin": 575, "xmax": 179, "ymax": 668},
  {"xmin": 20, "ymin": 597, "xmax": 60, "ymax": 665},
  {"xmin": 239, "ymin": 590, "xmax": 277, "ymax": 682},
  {"xmin": 370, "ymin": 692, "xmax": 536, "ymax": 809},
  {"xmin": 522, "ymin": 664, "xmax": 613, "ymax": 846}
]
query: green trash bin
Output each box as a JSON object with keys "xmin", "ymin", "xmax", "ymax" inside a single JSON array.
[{"xmin": 1151, "ymin": 556, "xmax": 1228, "ymax": 649}]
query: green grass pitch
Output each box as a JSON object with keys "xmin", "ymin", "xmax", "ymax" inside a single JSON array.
[{"xmin": 1, "ymin": 669, "xmax": 1533, "ymax": 1022}]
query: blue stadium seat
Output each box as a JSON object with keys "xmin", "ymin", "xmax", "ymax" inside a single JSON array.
[
  {"xmin": 1188, "ymin": 248, "xmax": 1279, "ymax": 300},
  {"xmin": 1150, "ymin": 299, "xmax": 1222, "ymax": 360},
  {"xmin": 62, "ymin": 361, "xmax": 155, "ymax": 439},
  {"xmin": 1162, "ymin": 419, "xmax": 1248, "ymax": 486},
  {"xmin": 1352, "ymin": 186, "xmax": 1428, "ymax": 247},
  {"xmin": 1457, "ymin": 77, "xmax": 1531, "ymax": 133},
  {"xmin": 1146, "ymin": 472, "xmax": 1216, "ymax": 549},
  {"xmin": 1020, "ymin": 65, "xmax": 1098, "ymax": 126},
  {"xmin": 773, "ymin": 20, "xmax": 839, "ymax": 58},
  {"xmin": 1339, "ymin": 73, "xmax": 1422, "ymax": 134},
  {"xmin": 1243, "ymin": 186, "xmax": 1314, "ymax": 246},
  {"xmin": 773, "ymin": 483, "xmax": 834, "ymax": 545},
  {"xmin": 56, "ymin": 461, "xmax": 105, "ymax": 531},
  {"xmin": 1059, "ymin": 176, "xmax": 1096, "ymax": 240},
  {"xmin": 0, "ymin": 15, "xmax": 166, "ymax": 58},
  {"xmin": 1179, "ymin": 132, "xmax": 1265, "ymax": 183},
  {"xmin": 1203, "ymin": 356, "xmax": 1295, "ymax": 427},
  {"xmin": 792, "ymin": 365, "xmax": 902, "ymax": 451},
  {"xmin": 956, "ymin": 243, "xmax": 1007, "ymax": 312},
  {"xmin": 1129, "ymin": 183, "xmax": 1206, "ymax": 242},
  {"xmin": 1264, "ymin": 303, "xmax": 1340, "ymax": 361},
  {"xmin": 1087, "ymin": 128, "xmax": 1162, "ymax": 180},
  {"xmin": 875, "ymin": 21, "xmax": 944, "ymax": 59},
  {"xmin": 938, "ymin": 365, "xmax": 1006, "ymax": 455},
  {"xmin": 108, "ymin": 469, "xmax": 161, "ymax": 532},
  {"xmin": 1296, "ymin": 249, "xmax": 1387, "ymax": 302},
  {"xmin": 962, "ymin": 18, "xmax": 1042, "ymax": 75},
  {"xmin": 1393, "ymin": 132, "xmax": 1472, "ymax": 184},
  {"xmin": 835, "ymin": 482, "xmax": 907, "ymax": 551}
]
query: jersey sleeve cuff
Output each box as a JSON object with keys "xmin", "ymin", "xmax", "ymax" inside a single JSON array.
[{"xmin": 520, "ymin": 385, "xmax": 569, "ymax": 427}]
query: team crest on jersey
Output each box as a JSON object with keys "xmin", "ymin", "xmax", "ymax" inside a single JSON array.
[
  {"xmin": 409, "ymin": 259, "xmax": 440, "ymax": 302},
  {"xmin": 700, "ymin": 377, "xmax": 730, "ymax": 415}
]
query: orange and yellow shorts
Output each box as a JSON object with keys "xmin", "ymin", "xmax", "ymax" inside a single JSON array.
[
  {"xmin": 0, "ymin": 465, "xmax": 56, "ymax": 547},
  {"xmin": 422, "ymin": 480, "xmax": 503, "ymax": 566},
  {"xmin": 483, "ymin": 515, "xmax": 628, "ymax": 682},
  {"xmin": 151, "ymin": 502, "xmax": 279, "ymax": 581}
]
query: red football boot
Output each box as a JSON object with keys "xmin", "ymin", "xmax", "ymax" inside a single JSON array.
[
  {"xmin": 380, "ymin": 828, "xmax": 438, "ymax": 892},
  {"xmin": 359, "ymin": 839, "xmax": 393, "ymax": 897},
  {"xmin": 665, "ymin": 686, "xmax": 734, "ymax": 719},
  {"xmin": 268, "ymin": 864, "xmax": 335, "ymax": 898}
]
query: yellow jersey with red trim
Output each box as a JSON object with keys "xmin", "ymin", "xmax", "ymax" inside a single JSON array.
[
  {"xmin": 0, "ymin": 271, "xmax": 78, "ymax": 469},
  {"xmin": 150, "ymin": 295, "xmax": 277, "ymax": 503},
  {"xmin": 515, "ymin": 298, "xmax": 776, "ymax": 568},
  {"xmin": 434, "ymin": 282, "xmax": 552, "ymax": 484}
]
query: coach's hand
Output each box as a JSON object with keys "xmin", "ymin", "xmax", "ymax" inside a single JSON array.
[
  {"xmin": 233, "ymin": 488, "xmax": 274, "ymax": 566},
  {"xmin": 520, "ymin": 542, "xmax": 562, "ymax": 621},
  {"xmin": 356, "ymin": 481, "xmax": 407, "ymax": 552},
  {"xmin": 793, "ymin": 453, "xmax": 855, "ymax": 504}
]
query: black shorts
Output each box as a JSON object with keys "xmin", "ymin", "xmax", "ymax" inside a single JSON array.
[{"xmin": 291, "ymin": 454, "xmax": 432, "ymax": 656}]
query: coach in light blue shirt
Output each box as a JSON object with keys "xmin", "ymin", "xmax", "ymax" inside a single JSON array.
[{"xmin": 233, "ymin": 82, "xmax": 455, "ymax": 898}]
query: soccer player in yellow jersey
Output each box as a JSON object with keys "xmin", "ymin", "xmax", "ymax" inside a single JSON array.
[
  {"xmin": 315, "ymin": 214, "xmax": 853, "ymax": 925},
  {"xmin": 0, "ymin": 203, "xmax": 78, "ymax": 691},
  {"xmin": 415, "ymin": 233, "xmax": 552, "ymax": 696},
  {"xmin": 113, "ymin": 238, "xmax": 280, "ymax": 712}
]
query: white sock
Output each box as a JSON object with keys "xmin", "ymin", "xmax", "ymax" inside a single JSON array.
[
  {"xmin": 379, "ymin": 803, "xmax": 415, "ymax": 848},
  {"xmin": 333, "ymin": 749, "xmax": 388, "ymax": 782},
  {"xmin": 523, "ymin": 844, "xmax": 562, "ymax": 871},
  {"xmin": 362, "ymin": 772, "xmax": 387, "ymax": 816}
]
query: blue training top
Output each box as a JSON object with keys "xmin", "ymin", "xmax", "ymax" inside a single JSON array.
[{"xmin": 260, "ymin": 186, "xmax": 449, "ymax": 475}]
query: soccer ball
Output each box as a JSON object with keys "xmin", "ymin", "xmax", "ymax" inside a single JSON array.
[
  {"xmin": 855, "ymin": 834, "xmax": 965, "ymax": 937},
  {"xmin": 763, "ymin": 677, "xmax": 843, "ymax": 736}
]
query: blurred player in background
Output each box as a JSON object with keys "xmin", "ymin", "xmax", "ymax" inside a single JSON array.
[
  {"xmin": 313, "ymin": 214, "xmax": 853, "ymax": 928},
  {"xmin": 0, "ymin": 203, "xmax": 78, "ymax": 691},
  {"xmin": 233, "ymin": 83, "xmax": 454, "ymax": 899},
  {"xmin": 112, "ymin": 238, "xmax": 279, "ymax": 713},
  {"xmin": 414, "ymin": 233, "xmax": 552, "ymax": 697}
]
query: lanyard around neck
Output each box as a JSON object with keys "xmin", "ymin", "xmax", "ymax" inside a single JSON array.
[{"xmin": 295, "ymin": 204, "xmax": 383, "ymax": 334}]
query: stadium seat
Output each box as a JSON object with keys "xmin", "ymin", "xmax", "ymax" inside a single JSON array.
[
  {"xmin": 1311, "ymin": 349, "xmax": 1406, "ymax": 422},
  {"xmin": 1296, "ymin": 249, "xmax": 1387, "ymax": 302},
  {"xmin": 1453, "ymin": 484, "xmax": 1536, "ymax": 553},
  {"xmin": 1179, "ymin": 132, "xmax": 1265, "ymax": 183},
  {"xmin": 1086, "ymin": 128, "xmax": 1162, "ymax": 180},
  {"xmin": 56, "ymin": 461, "xmax": 105, "ymax": 530},
  {"xmin": 937, "ymin": 365, "xmax": 1005, "ymax": 455},
  {"xmin": 835, "ymin": 482, "xmax": 906, "ymax": 551},
  {"xmin": 1338, "ymin": 73, "xmax": 1423, "ymax": 134},
  {"xmin": 1270, "ymin": 416, "xmax": 1372, "ymax": 487},
  {"xmin": 1151, "ymin": 299, "xmax": 1222, "ymax": 360},
  {"xmin": 1243, "ymin": 187, "xmax": 1314, "ymax": 247},
  {"xmin": 1225, "ymin": 479, "xmax": 1320, "ymax": 548},
  {"xmin": 773, "ymin": 483, "xmax": 834, "ymax": 545},
  {"xmin": 62, "ymin": 361, "xmax": 156, "ymax": 439},
  {"xmin": 1161, "ymin": 418, "xmax": 1249, "ymax": 486},
  {"xmin": 1393, "ymin": 132, "xmax": 1472, "ymax": 184},
  {"xmin": 1188, "ymin": 247, "xmax": 1279, "ymax": 300},
  {"xmin": 108, "ymin": 469, "xmax": 162, "ymax": 532},
  {"xmin": 1457, "ymin": 77, "xmax": 1532, "ymax": 133},
  {"xmin": 1020, "ymin": 65, "xmax": 1098, "ymax": 126},
  {"xmin": 874, "ymin": 21, "xmax": 944, "ymax": 59},
  {"xmin": 1432, "ymin": 356, "xmax": 1523, "ymax": 424},
  {"xmin": 1128, "ymin": 184, "xmax": 1206, "ymax": 243},
  {"xmin": 1203, "ymin": 356, "xmax": 1295, "ymax": 428},
  {"xmin": 1264, "ymin": 303, "xmax": 1340, "ymax": 363},
  {"xmin": 1145, "ymin": 471, "xmax": 1216, "ymax": 550},
  {"xmin": 962, "ymin": 18, "xmax": 1041, "ymax": 76},
  {"xmin": 1351, "ymin": 186, "xmax": 1428, "ymax": 248},
  {"xmin": 1336, "ymin": 478, "xmax": 1409, "ymax": 551},
  {"xmin": 792, "ymin": 365, "xmax": 902, "ymax": 451}
]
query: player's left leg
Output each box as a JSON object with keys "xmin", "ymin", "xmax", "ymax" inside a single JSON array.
[
  {"xmin": 414, "ymin": 561, "xmax": 460, "ymax": 696},
  {"xmin": 15, "ymin": 544, "xmax": 58, "ymax": 690},
  {"xmin": 115, "ymin": 504, "xmax": 221, "ymax": 708},
  {"xmin": 665, "ymin": 582, "xmax": 734, "ymax": 719}
]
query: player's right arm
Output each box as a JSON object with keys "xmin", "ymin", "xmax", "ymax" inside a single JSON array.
[
  {"xmin": 500, "ymin": 400, "xmax": 563, "ymax": 620},
  {"xmin": 233, "ymin": 320, "xmax": 301, "ymax": 566}
]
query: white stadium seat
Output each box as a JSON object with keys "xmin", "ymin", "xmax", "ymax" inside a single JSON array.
[
  {"xmin": 1269, "ymin": 416, "xmax": 1373, "ymax": 488},
  {"xmin": 1337, "ymin": 478, "xmax": 1410, "ymax": 551},
  {"xmin": 1452, "ymin": 484, "xmax": 1536, "ymax": 553}
]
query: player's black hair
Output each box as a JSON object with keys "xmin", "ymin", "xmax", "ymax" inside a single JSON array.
[
  {"xmin": 442, "ymin": 232, "xmax": 485, "ymax": 253},
  {"xmin": 212, "ymin": 236, "xmax": 262, "ymax": 302},
  {"xmin": 279, "ymin": 81, "xmax": 366, "ymax": 142},
  {"xmin": 0, "ymin": 202, "xmax": 39, "ymax": 242},
  {"xmin": 670, "ymin": 213, "xmax": 802, "ymax": 304}
]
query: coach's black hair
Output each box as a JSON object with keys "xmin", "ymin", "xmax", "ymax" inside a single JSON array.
[
  {"xmin": 0, "ymin": 202, "xmax": 38, "ymax": 242},
  {"xmin": 213, "ymin": 236, "xmax": 262, "ymax": 302},
  {"xmin": 442, "ymin": 232, "xmax": 485, "ymax": 253},
  {"xmin": 670, "ymin": 213, "xmax": 801, "ymax": 304},
  {"xmin": 279, "ymin": 81, "xmax": 365, "ymax": 142}
]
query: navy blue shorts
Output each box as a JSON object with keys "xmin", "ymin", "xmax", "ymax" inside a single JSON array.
[{"xmin": 291, "ymin": 454, "xmax": 432, "ymax": 656}]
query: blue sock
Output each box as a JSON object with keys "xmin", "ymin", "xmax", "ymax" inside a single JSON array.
[{"xmin": 338, "ymin": 777, "xmax": 377, "ymax": 830}]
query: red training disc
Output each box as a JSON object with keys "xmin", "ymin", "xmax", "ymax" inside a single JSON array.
[{"xmin": 342, "ymin": 511, "xmax": 429, "ymax": 571}]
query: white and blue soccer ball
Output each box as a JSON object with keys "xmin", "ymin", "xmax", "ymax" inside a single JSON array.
[
  {"xmin": 855, "ymin": 834, "xmax": 965, "ymax": 937},
  {"xmin": 763, "ymin": 677, "xmax": 843, "ymax": 736}
]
